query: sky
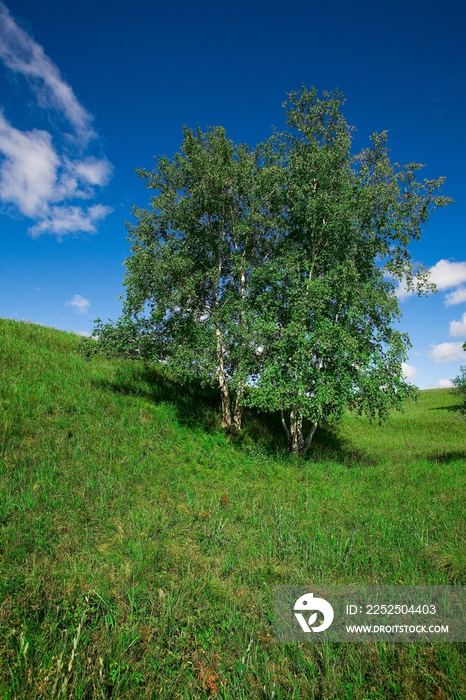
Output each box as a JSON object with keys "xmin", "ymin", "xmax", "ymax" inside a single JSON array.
[{"xmin": 0, "ymin": 0, "xmax": 465, "ymax": 390}]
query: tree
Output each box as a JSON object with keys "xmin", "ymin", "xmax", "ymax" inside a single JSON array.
[
  {"xmin": 93, "ymin": 125, "xmax": 279, "ymax": 433},
  {"xmin": 243, "ymin": 87, "xmax": 453, "ymax": 454},
  {"xmin": 91, "ymin": 87, "xmax": 452, "ymax": 454}
]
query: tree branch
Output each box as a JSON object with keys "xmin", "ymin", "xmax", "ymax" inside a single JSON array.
[{"xmin": 302, "ymin": 421, "xmax": 318, "ymax": 455}]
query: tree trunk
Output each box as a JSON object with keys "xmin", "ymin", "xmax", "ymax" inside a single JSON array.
[
  {"xmin": 289, "ymin": 407, "xmax": 301, "ymax": 455},
  {"xmin": 215, "ymin": 323, "xmax": 237, "ymax": 432},
  {"xmin": 232, "ymin": 381, "xmax": 244, "ymax": 433},
  {"xmin": 282, "ymin": 406, "xmax": 318, "ymax": 456},
  {"xmin": 218, "ymin": 371, "xmax": 233, "ymax": 430},
  {"xmin": 280, "ymin": 406, "xmax": 291, "ymax": 445},
  {"xmin": 231, "ymin": 260, "xmax": 247, "ymax": 433}
]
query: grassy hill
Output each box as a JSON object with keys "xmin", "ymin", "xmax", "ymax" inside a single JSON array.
[{"xmin": 0, "ymin": 318, "xmax": 465, "ymax": 699}]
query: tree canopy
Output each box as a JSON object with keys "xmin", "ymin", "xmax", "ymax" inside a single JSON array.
[{"xmin": 90, "ymin": 87, "xmax": 452, "ymax": 454}]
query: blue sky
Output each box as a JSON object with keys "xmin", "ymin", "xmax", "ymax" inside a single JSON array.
[{"xmin": 0, "ymin": 0, "xmax": 465, "ymax": 389}]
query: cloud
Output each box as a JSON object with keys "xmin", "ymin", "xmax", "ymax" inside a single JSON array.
[
  {"xmin": 0, "ymin": 112, "xmax": 59, "ymax": 217},
  {"xmin": 0, "ymin": 3, "xmax": 113, "ymax": 237},
  {"xmin": 0, "ymin": 2, "xmax": 95, "ymax": 144},
  {"xmin": 402, "ymin": 362, "xmax": 417, "ymax": 379},
  {"xmin": 427, "ymin": 379, "xmax": 454, "ymax": 389},
  {"xmin": 395, "ymin": 259, "xmax": 466, "ymax": 304},
  {"xmin": 449, "ymin": 312, "xmax": 466, "ymax": 338},
  {"xmin": 429, "ymin": 259, "xmax": 466, "ymax": 291},
  {"xmin": 445, "ymin": 286, "xmax": 466, "ymax": 307},
  {"xmin": 29, "ymin": 203, "xmax": 112, "ymax": 238},
  {"xmin": 0, "ymin": 112, "xmax": 113, "ymax": 234},
  {"xmin": 0, "ymin": 115, "xmax": 112, "ymax": 215},
  {"xmin": 428, "ymin": 342, "xmax": 466, "ymax": 364},
  {"xmin": 69, "ymin": 157, "xmax": 112, "ymax": 187},
  {"xmin": 49, "ymin": 156, "xmax": 113, "ymax": 202},
  {"xmin": 66, "ymin": 294, "xmax": 90, "ymax": 314}
]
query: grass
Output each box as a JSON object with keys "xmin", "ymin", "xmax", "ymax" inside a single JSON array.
[{"xmin": 0, "ymin": 318, "xmax": 465, "ymax": 699}]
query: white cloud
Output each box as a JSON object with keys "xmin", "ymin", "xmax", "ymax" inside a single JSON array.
[
  {"xmin": 445, "ymin": 286, "xmax": 466, "ymax": 307},
  {"xmin": 428, "ymin": 342, "xmax": 466, "ymax": 364},
  {"xmin": 66, "ymin": 294, "xmax": 90, "ymax": 314},
  {"xmin": 70, "ymin": 157, "xmax": 112, "ymax": 187},
  {"xmin": 427, "ymin": 379, "xmax": 454, "ymax": 389},
  {"xmin": 395, "ymin": 259, "xmax": 466, "ymax": 303},
  {"xmin": 0, "ymin": 113, "xmax": 113, "ymax": 235},
  {"xmin": 0, "ymin": 4, "xmax": 113, "ymax": 237},
  {"xmin": 50, "ymin": 157, "xmax": 113, "ymax": 202},
  {"xmin": 438, "ymin": 379, "xmax": 454, "ymax": 388},
  {"xmin": 449, "ymin": 312, "xmax": 466, "ymax": 338},
  {"xmin": 29, "ymin": 203, "xmax": 112, "ymax": 238},
  {"xmin": 429, "ymin": 259, "xmax": 466, "ymax": 290},
  {"xmin": 402, "ymin": 362, "xmax": 417, "ymax": 379},
  {"xmin": 0, "ymin": 2, "xmax": 95, "ymax": 144},
  {"xmin": 0, "ymin": 112, "xmax": 113, "ymax": 210},
  {"xmin": 0, "ymin": 113, "xmax": 58, "ymax": 217}
]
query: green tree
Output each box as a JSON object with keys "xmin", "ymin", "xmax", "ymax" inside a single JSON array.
[
  {"xmin": 244, "ymin": 87, "xmax": 452, "ymax": 454},
  {"xmin": 91, "ymin": 87, "xmax": 452, "ymax": 455},
  {"xmin": 93, "ymin": 125, "xmax": 278, "ymax": 433}
]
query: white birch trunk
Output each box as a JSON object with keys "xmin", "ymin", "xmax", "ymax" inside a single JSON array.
[
  {"xmin": 215, "ymin": 324, "xmax": 233, "ymax": 430},
  {"xmin": 283, "ymin": 406, "xmax": 318, "ymax": 455}
]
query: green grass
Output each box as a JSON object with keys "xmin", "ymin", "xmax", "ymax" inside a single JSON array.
[{"xmin": 0, "ymin": 318, "xmax": 465, "ymax": 699}]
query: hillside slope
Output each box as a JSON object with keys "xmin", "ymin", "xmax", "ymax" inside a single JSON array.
[{"xmin": 0, "ymin": 319, "xmax": 465, "ymax": 699}]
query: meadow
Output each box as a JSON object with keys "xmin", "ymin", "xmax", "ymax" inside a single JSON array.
[{"xmin": 0, "ymin": 318, "xmax": 465, "ymax": 699}]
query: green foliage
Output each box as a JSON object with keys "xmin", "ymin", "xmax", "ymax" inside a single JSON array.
[
  {"xmin": 93, "ymin": 124, "xmax": 280, "ymax": 433},
  {"xmin": 241, "ymin": 88, "xmax": 451, "ymax": 454},
  {"xmin": 91, "ymin": 86, "xmax": 452, "ymax": 454}
]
